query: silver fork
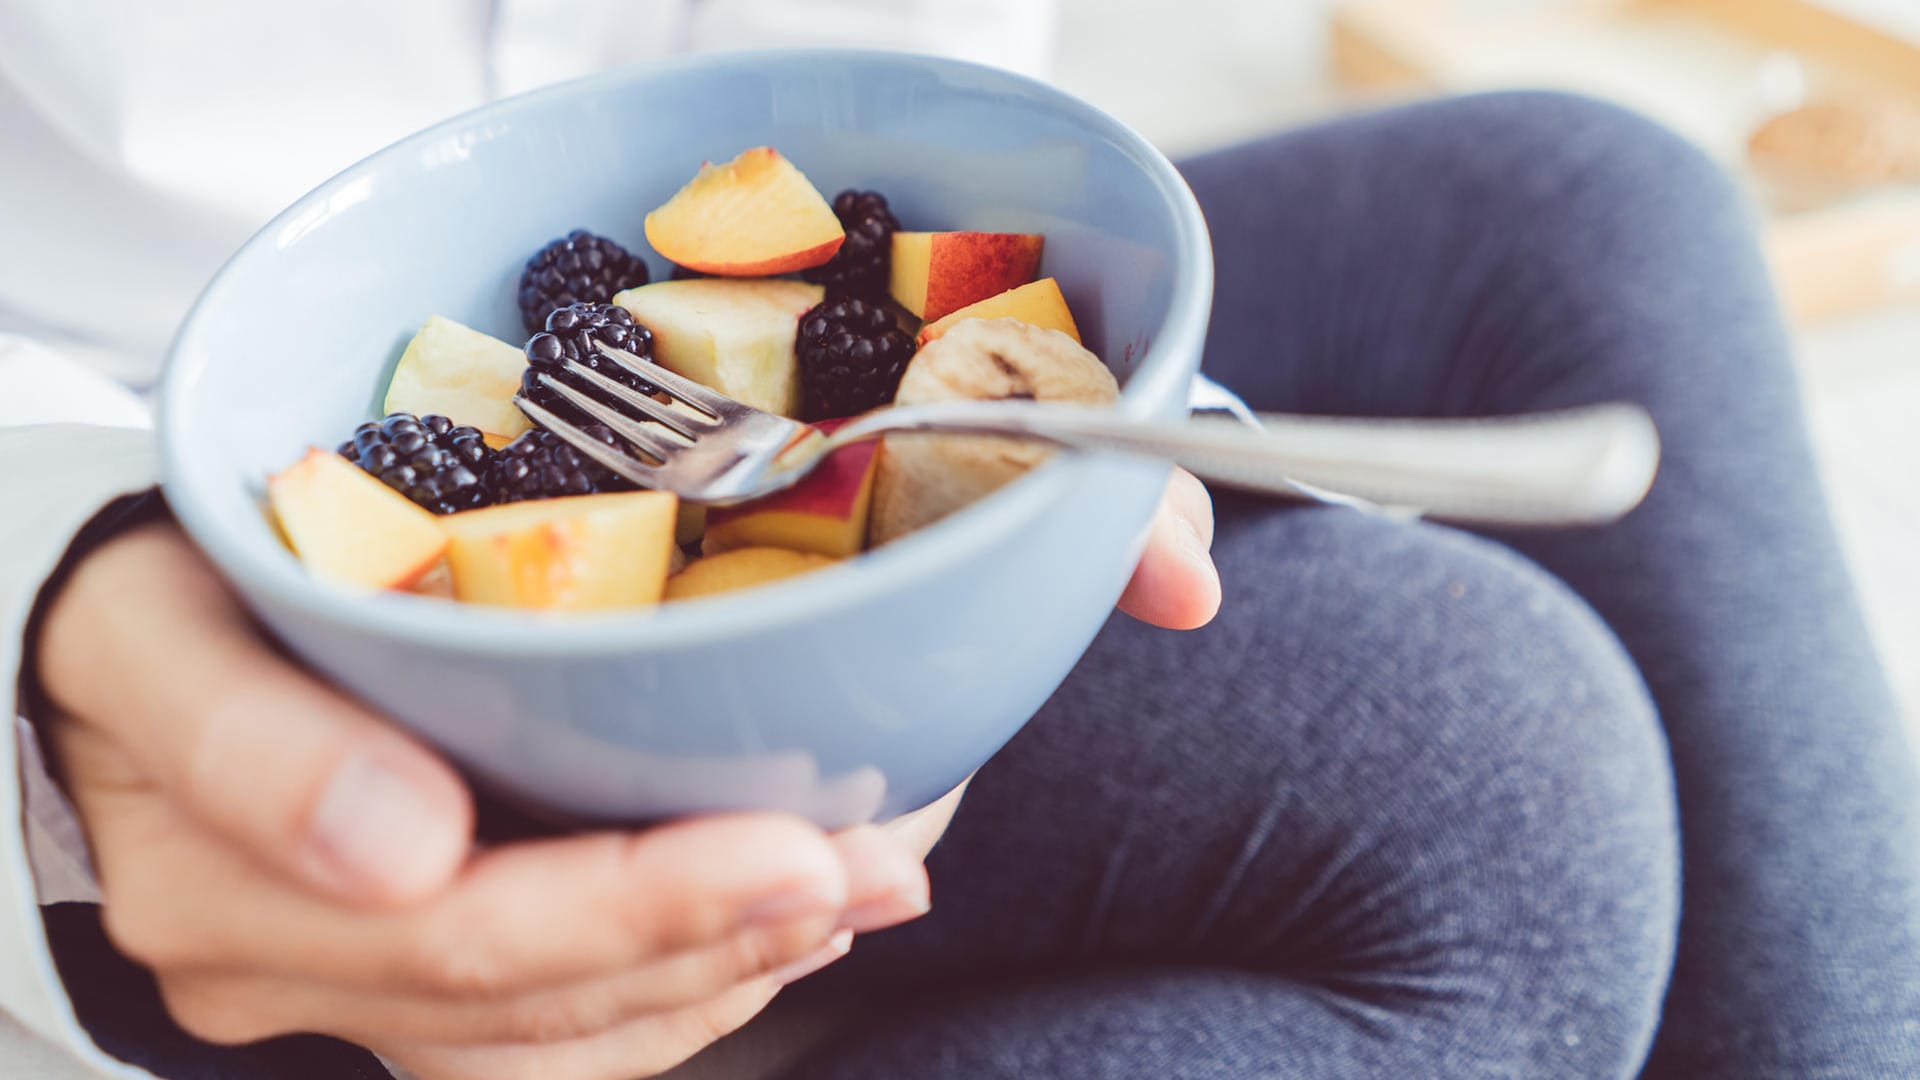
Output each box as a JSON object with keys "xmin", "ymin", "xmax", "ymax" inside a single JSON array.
[{"xmin": 511, "ymin": 342, "xmax": 1661, "ymax": 527}]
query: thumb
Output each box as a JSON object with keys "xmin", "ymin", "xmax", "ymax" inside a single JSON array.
[
  {"xmin": 38, "ymin": 523, "xmax": 472, "ymax": 906},
  {"xmin": 1117, "ymin": 468, "xmax": 1221, "ymax": 630}
]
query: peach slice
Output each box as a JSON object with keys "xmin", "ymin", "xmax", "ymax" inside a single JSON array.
[
  {"xmin": 644, "ymin": 148, "xmax": 844, "ymax": 276},
  {"xmin": 916, "ymin": 278, "xmax": 1081, "ymax": 347},
  {"xmin": 268, "ymin": 448, "xmax": 449, "ymax": 590},
  {"xmin": 383, "ymin": 315, "xmax": 534, "ymax": 440},
  {"xmin": 889, "ymin": 231, "xmax": 1044, "ymax": 322},
  {"xmin": 705, "ymin": 419, "xmax": 879, "ymax": 558},
  {"xmin": 664, "ymin": 547, "xmax": 837, "ymax": 602},
  {"xmin": 439, "ymin": 491, "xmax": 679, "ymax": 611}
]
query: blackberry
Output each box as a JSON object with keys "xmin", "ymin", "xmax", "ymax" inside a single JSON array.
[
  {"xmin": 521, "ymin": 303, "xmax": 658, "ymax": 423},
  {"xmin": 486, "ymin": 425, "xmax": 636, "ymax": 503},
  {"xmin": 795, "ymin": 297, "xmax": 915, "ymax": 420},
  {"xmin": 337, "ymin": 412, "xmax": 492, "ymax": 514},
  {"xmin": 517, "ymin": 230, "xmax": 651, "ymax": 335},
  {"xmin": 802, "ymin": 190, "xmax": 899, "ymax": 299}
]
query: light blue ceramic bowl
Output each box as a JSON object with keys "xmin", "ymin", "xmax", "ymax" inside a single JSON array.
[{"xmin": 160, "ymin": 49, "xmax": 1212, "ymax": 829}]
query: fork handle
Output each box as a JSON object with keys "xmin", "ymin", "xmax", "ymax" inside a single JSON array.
[{"xmin": 836, "ymin": 401, "xmax": 1660, "ymax": 527}]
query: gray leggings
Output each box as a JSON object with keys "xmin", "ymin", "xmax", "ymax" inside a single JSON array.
[{"xmin": 780, "ymin": 92, "xmax": 1920, "ymax": 1078}]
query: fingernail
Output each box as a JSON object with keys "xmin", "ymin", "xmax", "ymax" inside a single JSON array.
[
  {"xmin": 1173, "ymin": 511, "xmax": 1213, "ymax": 566},
  {"xmin": 772, "ymin": 929, "xmax": 853, "ymax": 986},
  {"xmin": 741, "ymin": 883, "xmax": 842, "ymax": 928},
  {"xmin": 308, "ymin": 753, "xmax": 451, "ymax": 894},
  {"xmin": 839, "ymin": 887, "xmax": 931, "ymax": 934}
]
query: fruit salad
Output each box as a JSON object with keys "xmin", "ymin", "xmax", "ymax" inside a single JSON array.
[{"xmin": 267, "ymin": 147, "xmax": 1118, "ymax": 611}]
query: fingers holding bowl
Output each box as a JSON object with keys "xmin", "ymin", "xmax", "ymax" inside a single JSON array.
[
  {"xmin": 37, "ymin": 522, "xmax": 472, "ymax": 906},
  {"xmin": 1118, "ymin": 468, "xmax": 1221, "ymax": 630}
]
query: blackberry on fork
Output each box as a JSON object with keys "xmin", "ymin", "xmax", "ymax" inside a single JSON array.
[
  {"xmin": 521, "ymin": 302, "xmax": 658, "ymax": 423},
  {"xmin": 337, "ymin": 412, "xmax": 493, "ymax": 514}
]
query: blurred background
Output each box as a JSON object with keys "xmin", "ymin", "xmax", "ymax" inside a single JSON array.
[{"xmin": 1050, "ymin": 0, "xmax": 1920, "ymax": 730}]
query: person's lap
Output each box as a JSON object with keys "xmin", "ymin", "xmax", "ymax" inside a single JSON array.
[
  {"xmin": 35, "ymin": 90, "xmax": 1919, "ymax": 1080},
  {"xmin": 777, "ymin": 91, "xmax": 1920, "ymax": 1078},
  {"xmin": 777, "ymin": 503, "xmax": 1678, "ymax": 1079}
]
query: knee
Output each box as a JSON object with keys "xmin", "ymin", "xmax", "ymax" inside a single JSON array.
[
  {"xmin": 1230, "ymin": 512, "xmax": 1681, "ymax": 1069},
  {"xmin": 1384, "ymin": 90, "xmax": 1788, "ymax": 409},
  {"xmin": 1210, "ymin": 511, "xmax": 1682, "ymax": 898},
  {"xmin": 1432, "ymin": 89, "xmax": 1745, "ymax": 235}
]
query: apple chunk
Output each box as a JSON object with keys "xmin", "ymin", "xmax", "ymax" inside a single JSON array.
[
  {"xmin": 917, "ymin": 278, "xmax": 1081, "ymax": 347},
  {"xmin": 383, "ymin": 316, "xmax": 533, "ymax": 440},
  {"xmin": 644, "ymin": 147, "xmax": 844, "ymax": 276},
  {"xmin": 664, "ymin": 547, "xmax": 837, "ymax": 602},
  {"xmin": 440, "ymin": 491, "xmax": 679, "ymax": 611},
  {"xmin": 705, "ymin": 419, "xmax": 879, "ymax": 558},
  {"xmin": 269, "ymin": 448, "xmax": 449, "ymax": 590},
  {"xmin": 614, "ymin": 278, "xmax": 823, "ymax": 417},
  {"xmin": 889, "ymin": 231, "xmax": 1044, "ymax": 322}
]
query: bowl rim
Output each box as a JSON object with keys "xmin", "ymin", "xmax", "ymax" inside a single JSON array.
[{"xmin": 158, "ymin": 47, "xmax": 1214, "ymax": 656}]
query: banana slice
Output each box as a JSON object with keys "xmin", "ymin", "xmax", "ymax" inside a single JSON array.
[{"xmin": 871, "ymin": 317, "xmax": 1119, "ymax": 545}]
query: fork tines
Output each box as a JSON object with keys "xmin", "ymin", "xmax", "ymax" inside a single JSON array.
[
  {"xmin": 512, "ymin": 395, "xmax": 661, "ymax": 488},
  {"xmin": 510, "ymin": 343, "xmax": 727, "ymax": 488},
  {"xmin": 593, "ymin": 341, "xmax": 737, "ymax": 419}
]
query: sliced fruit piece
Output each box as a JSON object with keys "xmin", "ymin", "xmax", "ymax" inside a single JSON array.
[
  {"xmin": 705, "ymin": 419, "xmax": 879, "ymax": 558},
  {"xmin": 917, "ymin": 278, "xmax": 1081, "ymax": 347},
  {"xmin": 268, "ymin": 448, "xmax": 449, "ymax": 590},
  {"xmin": 872, "ymin": 318, "xmax": 1118, "ymax": 546},
  {"xmin": 613, "ymin": 278, "xmax": 823, "ymax": 417},
  {"xmin": 383, "ymin": 316, "xmax": 533, "ymax": 440},
  {"xmin": 440, "ymin": 491, "xmax": 679, "ymax": 611},
  {"xmin": 664, "ymin": 547, "xmax": 837, "ymax": 602},
  {"xmin": 409, "ymin": 561, "xmax": 456, "ymax": 600},
  {"xmin": 889, "ymin": 231, "xmax": 1044, "ymax": 322},
  {"xmin": 643, "ymin": 147, "xmax": 845, "ymax": 276}
]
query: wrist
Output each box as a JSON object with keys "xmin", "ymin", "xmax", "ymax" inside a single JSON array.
[{"xmin": 18, "ymin": 491, "xmax": 171, "ymax": 781}]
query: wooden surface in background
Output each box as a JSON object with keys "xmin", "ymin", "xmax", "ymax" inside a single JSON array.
[{"xmin": 1331, "ymin": 0, "xmax": 1920, "ymax": 322}]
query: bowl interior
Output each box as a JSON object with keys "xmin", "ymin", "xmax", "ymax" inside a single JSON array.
[{"xmin": 162, "ymin": 50, "xmax": 1209, "ymax": 641}]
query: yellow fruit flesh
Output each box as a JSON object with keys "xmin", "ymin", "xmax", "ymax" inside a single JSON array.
[
  {"xmin": 705, "ymin": 507, "xmax": 865, "ymax": 560},
  {"xmin": 269, "ymin": 449, "xmax": 449, "ymax": 590},
  {"xmin": 383, "ymin": 316, "xmax": 533, "ymax": 440},
  {"xmin": 643, "ymin": 148, "xmax": 845, "ymax": 275},
  {"xmin": 614, "ymin": 278, "xmax": 823, "ymax": 418},
  {"xmin": 888, "ymin": 231, "xmax": 934, "ymax": 317},
  {"xmin": 917, "ymin": 278, "xmax": 1081, "ymax": 345},
  {"xmin": 664, "ymin": 547, "xmax": 837, "ymax": 601},
  {"xmin": 440, "ymin": 491, "xmax": 679, "ymax": 611}
]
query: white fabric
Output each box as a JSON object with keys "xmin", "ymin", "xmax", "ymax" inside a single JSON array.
[
  {"xmin": 1, "ymin": 425, "xmax": 161, "ymax": 1079},
  {"xmin": 0, "ymin": 3, "xmax": 1055, "ymax": 1074}
]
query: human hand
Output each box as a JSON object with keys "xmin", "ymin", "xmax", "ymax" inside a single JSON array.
[
  {"xmin": 35, "ymin": 523, "xmax": 933, "ymax": 1079},
  {"xmin": 1119, "ymin": 468, "xmax": 1221, "ymax": 630},
  {"xmin": 32, "ymin": 468, "xmax": 1211, "ymax": 1078}
]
